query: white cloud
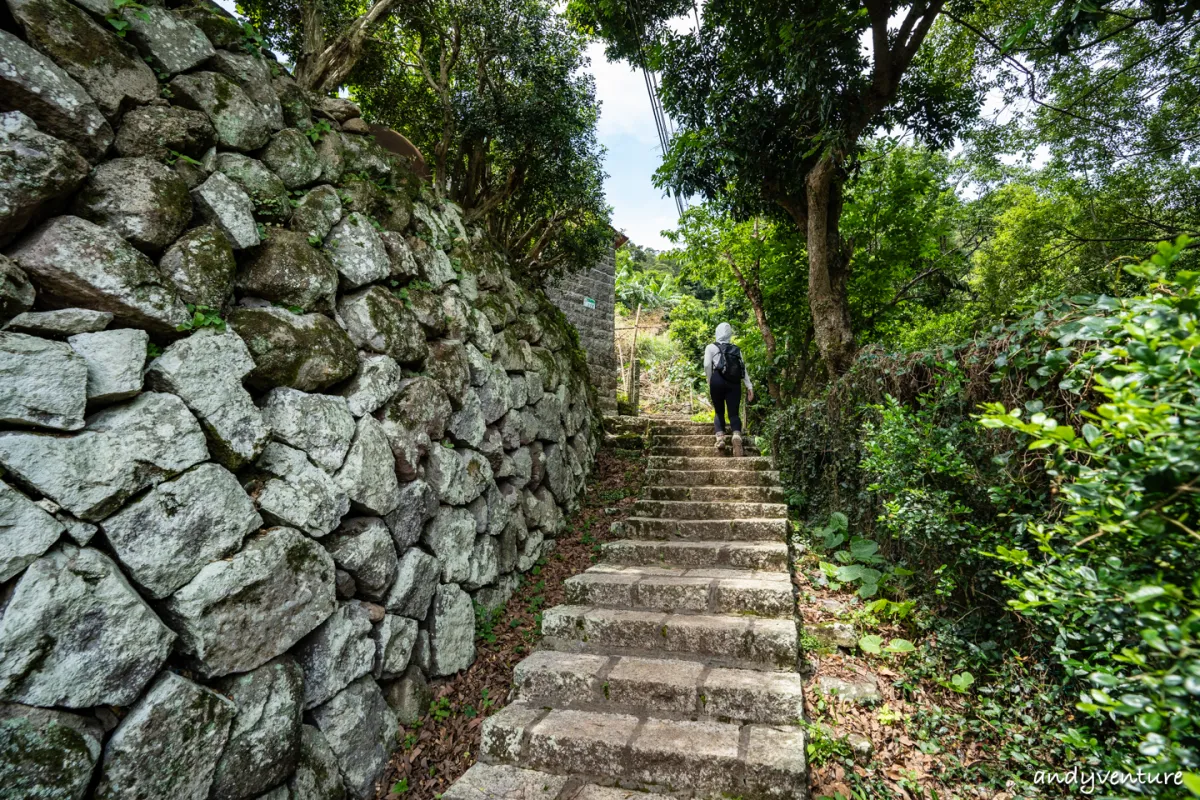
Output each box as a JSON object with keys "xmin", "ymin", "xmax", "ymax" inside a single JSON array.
[{"xmin": 586, "ymin": 42, "xmax": 663, "ymax": 146}]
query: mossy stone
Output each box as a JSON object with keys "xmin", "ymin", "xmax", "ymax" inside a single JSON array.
[
  {"xmin": 170, "ymin": 71, "xmax": 271, "ymax": 152},
  {"xmin": 0, "ymin": 704, "xmax": 104, "ymax": 800},
  {"xmin": 227, "ymin": 306, "xmax": 357, "ymax": 391},
  {"xmin": 158, "ymin": 224, "xmax": 236, "ymax": 308},
  {"xmin": 337, "ymin": 177, "xmax": 387, "ymax": 218},
  {"xmin": 71, "ymin": 157, "xmax": 193, "ymax": 255},
  {"xmin": 8, "ymin": 0, "xmax": 158, "ymax": 120},
  {"xmin": 236, "ymin": 229, "xmax": 338, "ymax": 312},
  {"xmin": 212, "ymin": 152, "xmax": 291, "ymax": 223},
  {"xmin": 261, "ymin": 129, "xmax": 322, "ymax": 189}
]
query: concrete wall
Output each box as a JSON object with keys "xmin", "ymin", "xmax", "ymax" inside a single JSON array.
[{"xmin": 546, "ymin": 246, "xmax": 618, "ymax": 414}]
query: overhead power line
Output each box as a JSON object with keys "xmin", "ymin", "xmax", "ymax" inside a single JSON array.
[{"xmin": 623, "ymin": 0, "xmax": 687, "ymax": 218}]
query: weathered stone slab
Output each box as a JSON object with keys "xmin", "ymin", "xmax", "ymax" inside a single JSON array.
[
  {"xmin": 66, "ymin": 328, "xmax": 146, "ymax": 406},
  {"xmin": 335, "ymin": 416, "xmax": 401, "ymax": 516},
  {"xmin": 372, "ymin": 615, "xmax": 417, "ymax": 679},
  {"xmin": 145, "ymin": 329, "xmax": 269, "ymax": 470},
  {"xmin": 381, "ymin": 665, "xmax": 430, "ymax": 726},
  {"xmin": 228, "ymin": 307, "xmax": 358, "ymax": 391},
  {"xmin": 0, "ymin": 481, "xmax": 63, "ymax": 583},
  {"xmin": 309, "ymin": 676, "xmax": 398, "ymax": 800},
  {"xmin": 427, "ymin": 339, "xmax": 471, "ymax": 405},
  {"xmin": 464, "ymin": 534, "xmax": 500, "ymax": 590},
  {"xmin": 383, "ymin": 548, "xmax": 439, "ymax": 620},
  {"xmin": 0, "ymin": 332, "xmax": 87, "ymax": 431},
  {"xmin": 0, "ymin": 545, "xmax": 175, "ymax": 707},
  {"xmin": 295, "ymin": 602, "xmax": 375, "ymax": 710},
  {"xmin": 378, "ymin": 377, "xmax": 451, "ymax": 479},
  {"xmin": 95, "ymin": 672, "xmax": 236, "ymax": 800},
  {"xmin": 191, "ymin": 172, "xmax": 260, "ymax": 249},
  {"xmin": 511, "ymin": 650, "xmax": 606, "ymax": 704},
  {"xmin": 383, "ymin": 479, "xmax": 440, "ymax": 551},
  {"xmin": 339, "ymin": 353, "xmax": 401, "ymax": 417},
  {"xmin": 157, "ymin": 225, "xmax": 236, "ymax": 309},
  {"xmin": 0, "ymin": 257, "xmax": 34, "ymax": 326},
  {"xmin": 114, "ymin": 105, "xmax": 215, "ymax": 161},
  {"xmin": 0, "ymin": 31, "xmax": 112, "ymax": 162},
  {"xmin": 288, "ymin": 724, "xmax": 347, "ymax": 800},
  {"xmin": 290, "ymin": 185, "xmax": 343, "ymax": 242},
  {"xmin": 422, "ymin": 505, "xmax": 476, "ymax": 583},
  {"xmin": 443, "ymin": 764, "xmax": 567, "ymax": 800},
  {"xmin": 100, "ymin": 463, "xmax": 261, "ymax": 599},
  {"xmin": 326, "ymin": 213, "xmax": 389, "ymax": 289},
  {"xmin": 261, "ymin": 388, "xmax": 356, "ymax": 473},
  {"xmin": 815, "ymin": 675, "xmax": 882, "ymax": 705},
  {"xmin": 170, "ymin": 72, "xmax": 271, "ymax": 152},
  {"xmin": 120, "ymin": 5, "xmax": 214, "ymax": 76},
  {"xmin": 0, "ymin": 703, "xmax": 103, "ymax": 800},
  {"xmin": 237, "ymin": 229, "xmax": 338, "ymax": 312},
  {"xmin": 323, "ymin": 517, "xmax": 397, "ymax": 601},
  {"xmin": 428, "ymin": 583, "xmax": 475, "ymax": 676},
  {"xmin": 338, "ymin": 286, "xmax": 427, "ymax": 365},
  {"xmin": 7, "ymin": 216, "xmax": 188, "ymax": 333},
  {"xmin": 72, "ymin": 154, "xmax": 194, "ymax": 255},
  {"xmin": 162, "ymin": 527, "xmax": 337, "ymax": 678},
  {"xmin": 212, "ymin": 152, "xmax": 290, "ymax": 223},
  {"xmin": 210, "ymin": 657, "xmax": 305, "ymax": 800},
  {"xmin": 249, "ymin": 443, "xmax": 350, "ymax": 538},
  {"xmin": 210, "ymin": 50, "xmax": 286, "ymax": 132},
  {"xmin": 263, "ymin": 128, "xmax": 322, "ymax": 189},
  {"xmin": 8, "ymin": 0, "xmax": 158, "ymax": 120},
  {"xmin": 0, "ymin": 392, "xmax": 207, "ymax": 521},
  {"xmin": 0, "ymin": 111, "xmax": 89, "ymax": 242}
]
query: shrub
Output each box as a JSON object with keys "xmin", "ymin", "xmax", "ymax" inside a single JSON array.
[{"xmin": 771, "ymin": 237, "xmax": 1199, "ymax": 787}]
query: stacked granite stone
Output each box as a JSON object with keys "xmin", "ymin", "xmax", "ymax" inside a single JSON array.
[
  {"xmin": 545, "ymin": 247, "xmax": 618, "ymax": 415},
  {"xmin": 0, "ymin": 1, "xmax": 599, "ymax": 797}
]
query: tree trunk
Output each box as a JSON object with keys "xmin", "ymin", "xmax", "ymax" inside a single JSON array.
[
  {"xmin": 296, "ymin": 0, "xmax": 404, "ymax": 94},
  {"xmin": 804, "ymin": 155, "xmax": 856, "ymax": 377},
  {"xmin": 725, "ymin": 256, "xmax": 780, "ymax": 401},
  {"xmin": 627, "ymin": 303, "xmax": 642, "ymax": 397}
]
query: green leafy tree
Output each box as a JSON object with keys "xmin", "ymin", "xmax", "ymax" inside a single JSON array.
[
  {"xmin": 353, "ymin": 0, "xmax": 612, "ymax": 276},
  {"xmin": 664, "ymin": 204, "xmax": 814, "ymax": 399},
  {"xmin": 570, "ymin": 0, "xmax": 980, "ymax": 375}
]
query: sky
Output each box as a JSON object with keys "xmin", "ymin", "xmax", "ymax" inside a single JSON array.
[{"xmin": 584, "ymin": 43, "xmax": 682, "ymax": 251}]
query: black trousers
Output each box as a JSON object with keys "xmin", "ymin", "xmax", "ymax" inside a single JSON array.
[{"xmin": 709, "ymin": 373, "xmax": 742, "ymax": 434}]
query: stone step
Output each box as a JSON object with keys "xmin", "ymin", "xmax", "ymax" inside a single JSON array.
[
  {"xmin": 650, "ymin": 445, "xmax": 762, "ymax": 457},
  {"xmin": 600, "ymin": 540, "xmax": 789, "ymax": 572},
  {"xmin": 633, "ymin": 499, "xmax": 788, "ymax": 520},
  {"xmin": 648, "ymin": 422, "xmax": 723, "ymax": 435},
  {"xmin": 647, "ymin": 469, "xmax": 782, "ymax": 487},
  {"xmin": 565, "ymin": 566, "xmax": 792, "ymax": 617},
  {"xmin": 444, "ymin": 763, "xmax": 570, "ymax": 800},
  {"xmin": 645, "ymin": 485, "xmax": 785, "ymax": 503},
  {"xmin": 512, "ymin": 651, "xmax": 806, "ymax": 724},
  {"xmin": 651, "ymin": 433, "xmax": 760, "ymax": 445},
  {"xmin": 479, "ymin": 702, "xmax": 807, "ymax": 799},
  {"xmin": 616, "ymin": 517, "xmax": 789, "ymax": 542},
  {"xmin": 541, "ymin": 606, "xmax": 799, "ymax": 671},
  {"xmin": 648, "ymin": 456, "xmax": 774, "ymax": 471}
]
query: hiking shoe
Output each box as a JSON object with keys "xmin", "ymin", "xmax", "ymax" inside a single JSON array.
[
  {"xmin": 732, "ymin": 431, "xmax": 744, "ymax": 457},
  {"xmin": 714, "ymin": 434, "xmax": 727, "ymax": 454}
]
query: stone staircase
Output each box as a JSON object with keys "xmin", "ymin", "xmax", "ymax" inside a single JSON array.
[{"xmin": 445, "ymin": 417, "xmax": 807, "ymax": 800}]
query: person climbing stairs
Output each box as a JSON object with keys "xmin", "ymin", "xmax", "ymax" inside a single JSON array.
[{"xmin": 441, "ymin": 416, "xmax": 807, "ymax": 800}]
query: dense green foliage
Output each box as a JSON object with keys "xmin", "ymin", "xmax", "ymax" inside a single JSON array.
[
  {"xmin": 768, "ymin": 239, "xmax": 1199, "ymax": 791},
  {"xmin": 241, "ymin": 0, "xmax": 612, "ymax": 277}
]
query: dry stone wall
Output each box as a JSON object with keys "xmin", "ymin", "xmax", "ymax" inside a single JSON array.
[
  {"xmin": 0, "ymin": 1, "xmax": 600, "ymax": 797},
  {"xmin": 546, "ymin": 246, "xmax": 617, "ymax": 414}
]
